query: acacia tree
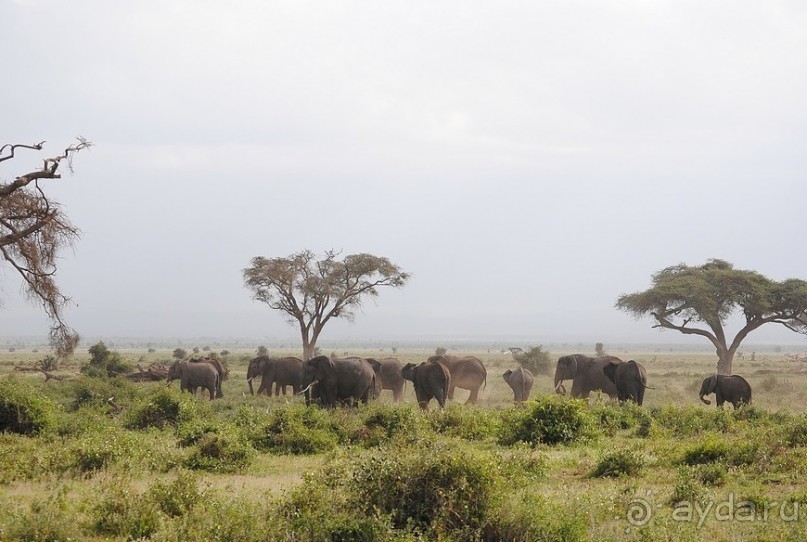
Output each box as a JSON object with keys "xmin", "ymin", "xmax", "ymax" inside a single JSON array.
[
  {"xmin": 243, "ymin": 250, "xmax": 410, "ymax": 360},
  {"xmin": 616, "ymin": 259, "xmax": 807, "ymax": 374},
  {"xmin": 0, "ymin": 138, "xmax": 91, "ymax": 357}
]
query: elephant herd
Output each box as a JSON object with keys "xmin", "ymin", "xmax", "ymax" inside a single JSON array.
[
  {"xmin": 166, "ymin": 352, "xmax": 753, "ymax": 410},
  {"xmin": 553, "ymin": 354, "xmax": 753, "ymax": 409}
]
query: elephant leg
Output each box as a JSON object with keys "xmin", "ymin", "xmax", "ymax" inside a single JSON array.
[
  {"xmin": 466, "ymin": 386, "xmax": 479, "ymax": 404},
  {"xmin": 393, "ymin": 385, "xmax": 403, "ymax": 403},
  {"xmin": 447, "ymin": 384, "xmax": 456, "ymax": 400}
]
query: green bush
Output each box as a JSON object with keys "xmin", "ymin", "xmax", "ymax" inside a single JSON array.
[
  {"xmin": 0, "ymin": 377, "xmax": 59, "ymax": 435},
  {"xmin": 236, "ymin": 405, "xmax": 340, "ymax": 455},
  {"xmin": 670, "ymin": 466, "xmax": 708, "ymax": 505},
  {"xmin": 500, "ymin": 396, "xmax": 593, "ymax": 446},
  {"xmin": 346, "ymin": 442, "xmax": 498, "ymax": 533},
  {"xmin": 184, "ymin": 428, "xmax": 254, "ymax": 473},
  {"xmin": 278, "ymin": 480, "xmax": 398, "ymax": 542},
  {"xmin": 362, "ymin": 405, "xmax": 425, "ymax": 443},
  {"xmin": 694, "ymin": 463, "xmax": 727, "ymax": 486},
  {"xmin": 82, "ymin": 340, "xmax": 133, "ymax": 377},
  {"xmin": 147, "ymin": 470, "xmax": 203, "ymax": 517},
  {"xmin": 785, "ymin": 414, "xmax": 807, "ymax": 447},
  {"xmin": 429, "ymin": 404, "xmax": 500, "ymax": 440},
  {"xmin": 482, "ymin": 492, "xmax": 587, "ymax": 542},
  {"xmin": 589, "ymin": 449, "xmax": 645, "ymax": 478},
  {"xmin": 681, "ymin": 436, "xmax": 730, "ymax": 465},
  {"xmin": 512, "ymin": 345, "xmax": 552, "ymax": 375},
  {"xmin": 92, "ymin": 478, "xmax": 161, "ymax": 540},
  {"xmin": 0, "ymin": 486, "xmax": 82, "ymax": 541},
  {"xmin": 125, "ymin": 387, "xmax": 201, "ymax": 430}
]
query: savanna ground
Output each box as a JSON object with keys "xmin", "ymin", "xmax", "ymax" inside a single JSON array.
[{"xmin": 1, "ymin": 343, "xmax": 807, "ymax": 541}]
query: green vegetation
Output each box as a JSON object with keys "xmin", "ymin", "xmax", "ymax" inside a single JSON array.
[{"xmin": 1, "ymin": 345, "xmax": 807, "ymax": 540}]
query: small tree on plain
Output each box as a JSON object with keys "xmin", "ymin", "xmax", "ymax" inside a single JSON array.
[
  {"xmin": 595, "ymin": 343, "xmax": 606, "ymax": 357},
  {"xmin": 256, "ymin": 346, "xmax": 268, "ymax": 357},
  {"xmin": 172, "ymin": 348, "xmax": 187, "ymax": 360},
  {"xmin": 435, "ymin": 347, "xmax": 448, "ymax": 356},
  {"xmin": 617, "ymin": 259, "xmax": 807, "ymax": 374},
  {"xmin": 512, "ymin": 345, "xmax": 552, "ymax": 375},
  {"xmin": 243, "ymin": 250, "xmax": 410, "ymax": 360}
]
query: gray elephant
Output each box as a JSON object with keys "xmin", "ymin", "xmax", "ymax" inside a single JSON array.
[
  {"xmin": 376, "ymin": 357, "xmax": 405, "ymax": 402},
  {"xmin": 246, "ymin": 355, "xmax": 303, "ymax": 396},
  {"xmin": 189, "ymin": 357, "xmax": 227, "ymax": 398},
  {"xmin": 332, "ymin": 356, "xmax": 405, "ymax": 403},
  {"xmin": 401, "ymin": 360, "xmax": 450, "ymax": 410},
  {"xmin": 167, "ymin": 360, "xmax": 219, "ymax": 400},
  {"xmin": 553, "ymin": 354, "xmax": 620, "ymax": 399},
  {"xmin": 699, "ymin": 374, "xmax": 752, "ymax": 409},
  {"xmin": 299, "ymin": 355, "xmax": 376, "ymax": 408},
  {"xmin": 603, "ymin": 359, "xmax": 648, "ymax": 405},
  {"xmin": 428, "ymin": 355, "xmax": 487, "ymax": 404},
  {"xmin": 502, "ymin": 367, "xmax": 534, "ymax": 402}
]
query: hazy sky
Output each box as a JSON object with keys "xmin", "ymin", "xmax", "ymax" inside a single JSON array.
[{"xmin": 2, "ymin": 1, "xmax": 806, "ymax": 347}]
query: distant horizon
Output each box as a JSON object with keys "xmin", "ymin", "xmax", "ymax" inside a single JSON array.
[{"xmin": 1, "ymin": 334, "xmax": 804, "ymax": 353}]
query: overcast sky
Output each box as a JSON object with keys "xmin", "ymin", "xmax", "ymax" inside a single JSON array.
[{"xmin": 2, "ymin": 1, "xmax": 806, "ymax": 348}]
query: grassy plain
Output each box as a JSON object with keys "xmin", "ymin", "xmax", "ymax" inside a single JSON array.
[{"xmin": 1, "ymin": 343, "xmax": 807, "ymax": 541}]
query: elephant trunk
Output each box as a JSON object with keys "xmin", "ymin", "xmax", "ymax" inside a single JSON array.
[
  {"xmin": 700, "ymin": 395, "xmax": 711, "ymax": 405},
  {"xmin": 299, "ymin": 379, "xmax": 319, "ymax": 395},
  {"xmin": 248, "ymin": 378, "xmax": 254, "ymax": 396}
]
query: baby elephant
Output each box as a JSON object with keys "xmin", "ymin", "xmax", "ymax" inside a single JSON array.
[
  {"xmin": 699, "ymin": 374, "xmax": 752, "ymax": 409},
  {"xmin": 502, "ymin": 367, "xmax": 534, "ymax": 402}
]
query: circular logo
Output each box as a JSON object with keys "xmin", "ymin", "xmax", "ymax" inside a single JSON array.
[{"xmin": 627, "ymin": 497, "xmax": 653, "ymax": 526}]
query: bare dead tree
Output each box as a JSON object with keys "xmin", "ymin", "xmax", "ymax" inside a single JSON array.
[{"xmin": 0, "ymin": 137, "xmax": 92, "ymax": 357}]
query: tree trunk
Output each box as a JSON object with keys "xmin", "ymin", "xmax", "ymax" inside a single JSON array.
[{"xmin": 716, "ymin": 347, "xmax": 733, "ymax": 375}]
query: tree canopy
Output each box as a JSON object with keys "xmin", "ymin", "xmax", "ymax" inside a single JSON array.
[
  {"xmin": 616, "ymin": 259, "xmax": 807, "ymax": 374},
  {"xmin": 0, "ymin": 138, "xmax": 91, "ymax": 357},
  {"xmin": 243, "ymin": 250, "xmax": 410, "ymax": 359}
]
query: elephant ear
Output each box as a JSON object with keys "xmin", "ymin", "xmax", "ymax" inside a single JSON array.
[
  {"xmin": 564, "ymin": 356, "xmax": 579, "ymax": 378},
  {"xmin": 317, "ymin": 356, "xmax": 336, "ymax": 380},
  {"xmin": 603, "ymin": 362, "xmax": 619, "ymax": 384}
]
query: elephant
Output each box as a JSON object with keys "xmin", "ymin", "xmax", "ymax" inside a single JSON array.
[
  {"xmin": 603, "ymin": 359, "xmax": 649, "ymax": 405},
  {"xmin": 502, "ymin": 367, "xmax": 534, "ymax": 402},
  {"xmin": 167, "ymin": 360, "xmax": 219, "ymax": 400},
  {"xmin": 246, "ymin": 355, "xmax": 303, "ymax": 396},
  {"xmin": 401, "ymin": 360, "xmax": 451, "ymax": 410},
  {"xmin": 331, "ymin": 356, "xmax": 405, "ymax": 403},
  {"xmin": 189, "ymin": 356, "xmax": 227, "ymax": 398},
  {"xmin": 553, "ymin": 354, "xmax": 620, "ymax": 399},
  {"xmin": 699, "ymin": 374, "xmax": 752, "ymax": 409},
  {"xmin": 299, "ymin": 355, "xmax": 376, "ymax": 408},
  {"xmin": 428, "ymin": 355, "xmax": 487, "ymax": 404}
]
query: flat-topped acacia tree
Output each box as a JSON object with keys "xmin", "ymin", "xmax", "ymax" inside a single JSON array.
[
  {"xmin": 616, "ymin": 259, "xmax": 807, "ymax": 374},
  {"xmin": 0, "ymin": 138, "xmax": 91, "ymax": 357},
  {"xmin": 243, "ymin": 250, "xmax": 410, "ymax": 360}
]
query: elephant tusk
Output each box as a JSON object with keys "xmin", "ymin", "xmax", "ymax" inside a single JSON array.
[
  {"xmin": 554, "ymin": 381, "xmax": 566, "ymax": 394},
  {"xmin": 298, "ymin": 380, "xmax": 319, "ymax": 395}
]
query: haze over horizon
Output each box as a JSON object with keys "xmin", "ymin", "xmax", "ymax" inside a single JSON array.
[{"xmin": 2, "ymin": 2, "xmax": 806, "ymax": 350}]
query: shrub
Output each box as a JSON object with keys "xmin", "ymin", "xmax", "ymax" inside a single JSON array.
[
  {"xmin": 694, "ymin": 463, "xmax": 727, "ymax": 486},
  {"xmin": 184, "ymin": 428, "xmax": 254, "ymax": 473},
  {"xmin": 671, "ymin": 466, "xmax": 708, "ymax": 505},
  {"xmin": 347, "ymin": 443, "xmax": 498, "ymax": 533},
  {"xmin": 500, "ymin": 396, "xmax": 593, "ymax": 446},
  {"xmin": 482, "ymin": 492, "xmax": 587, "ymax": 542},
  {"xmin": 92, "ymin": 478, "xmax": 161, "ymax": 540},
  {"xmin": 362, "ymin": 405, "xmax": 425, "ymax": 443},
  {"xmin": 0, "ymin": 486, "xmax": 82, "ymax": 541},
  {"xmin": 589, "ymin": 449, "xmax": 645, "ymax": 478},
  {"xmin": 70, "ymin": 428, "xmax": 140, "ymax": 473},
  {"xmin": 0, "ymin": 377, "xmax": 59, "ymax": 435},
  {"xmin": 125, "ymin": 387, "xmax": 201, "ymax": 430},
  {"xmin": 681, "ymin": 436, "xmax": 730, "ymax": 465},
  {"xmin": 236, "ymin": 405, "xmax": 340, "ymax": 454},
  {"xmin": 147, "ymin": 470, "xmax": 202, "ymax": 517},
  {"xmin": 429, "ymin": 404, "xmax": 500, "ymax": 440},
  {"xmin": 512, "ymin": 345, "xmax": 552, "ymax": 375},
  {"xmin": 82, "ymin": 341, "xmax": 132, "ymax": 377},
  {"xmin": 785, "ymin": 414, "xmax": 807, "ymax": 447}
]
